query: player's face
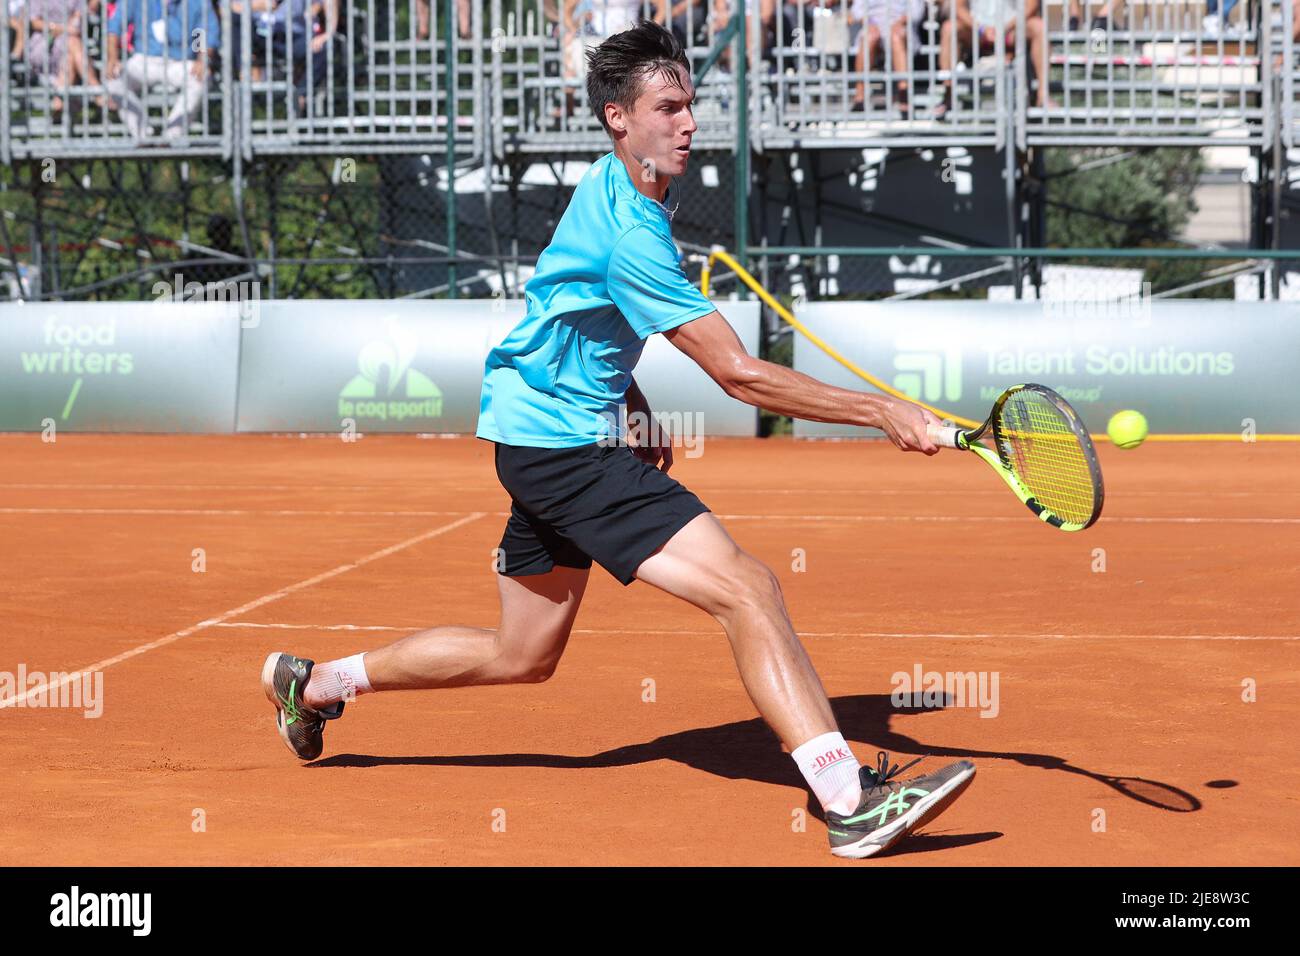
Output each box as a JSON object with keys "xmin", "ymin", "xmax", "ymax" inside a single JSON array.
[{"xmin": 624, "ymin": 64, "xmax": 697, "ymax": 180}]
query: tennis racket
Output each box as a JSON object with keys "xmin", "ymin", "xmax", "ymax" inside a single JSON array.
[{"xmin": 926, "ymin": 383, "xmax": 1104, "ymax": 531}]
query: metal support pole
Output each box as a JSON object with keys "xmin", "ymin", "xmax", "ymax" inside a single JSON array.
[
  {"xmin": 734, "ymin": 1, "xmax": 748, "ymax": 275},
  {"xmin": 1006, "ymin": 143, "xmax": 1020, "ymax": 299},
  {"xmin": 1270, "ymin": 142, "xmax": 1283, "ymax": 300},
  {"xmin": 445, "ymin": 0, "xmax": 458, "ymax": 298}
]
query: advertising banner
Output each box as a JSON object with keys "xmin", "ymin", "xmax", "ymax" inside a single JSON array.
[
  {"xmin": 236, "ymin": 300, "xmax": 761, "ymax": 435},
  {"xmin": 0, "ymin": 302, "xmax": 240, "ymax": 432},
  {"xmin": 793, "ymin": 301, "xmax": 1300, "ymax": 436}
]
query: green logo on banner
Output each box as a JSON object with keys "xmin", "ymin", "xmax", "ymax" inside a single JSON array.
[
  {"xmin": 18, "ymin": 318, "xmax": 137, "ymax": 421},
  {"xmin": 337, "ymin": 329, "xmax": 443, "ymax": 424},
  {"xmin": 893, "ymin": 338, "xmax": 962, "ymax": 402}
]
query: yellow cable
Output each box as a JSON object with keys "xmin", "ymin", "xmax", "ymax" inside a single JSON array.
[
  {"xmin": 702, "ymin": 250, "xmax": 982, "ymax": 428},
  {"xmin": 700, "ymin": 249, "xmax": 1300, "ymax": 443},
  {"xmin": 1132, "ymin": 434, "xmax": 1300, "ymax": 442}
]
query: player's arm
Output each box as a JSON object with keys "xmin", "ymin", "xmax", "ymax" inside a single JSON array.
[
  {"xmin": 625, "ymin": 376, "xmax": 673, "ymax": 472},
  {"xmin": 664, "ymin": 311, "xmax": 940, "ymax": 454}
]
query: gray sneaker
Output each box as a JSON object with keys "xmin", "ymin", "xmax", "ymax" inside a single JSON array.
[
  {"xmin": 826, "ymin": 752, "xmax": 976, "ymax": 859},
  {"xmin": 261, "ymin": 652, "xmax": 345, "ymax": 761}
]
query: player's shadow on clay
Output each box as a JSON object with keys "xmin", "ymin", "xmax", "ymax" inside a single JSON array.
[{"xmin": 312, "ymin": 692, "xmax": 1201, "ymax": 820}]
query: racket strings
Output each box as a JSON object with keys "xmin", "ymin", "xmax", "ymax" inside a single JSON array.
[{"xmin": 995, "ymin": 392, "xmax": 1099, "ymax": 525}]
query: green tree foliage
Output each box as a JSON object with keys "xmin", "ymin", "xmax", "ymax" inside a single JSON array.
[{"xmin": 1042, "ymin": 147, "xmax": 1223, "ymax": 296}]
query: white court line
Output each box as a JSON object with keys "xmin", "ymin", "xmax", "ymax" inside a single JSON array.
[
  {"xmin": 2, "ymin": 483, "xmax": 1286, "ymax": 499},
  {"xmin": 215, "ymin": 622, "xmax": 415, "ymax": 632},
  {"xmin": 0, "ymin": 513, "xmax": 485, "ymax": 709},
  {"xmin": 719, "ymin": 514, "xmax": 1300, "ymax": 525},
  {"xmin": 0, "ymin": 508, "xmax": 477, "ymax": 517},
  {"xmin": 0, "ymin": 483, "xmax": 405, "ymax": 491},
  {"xmin": 2, "ymin": 507, "xmax": 1299, "ymax": 524},
  {"xmin": 211, "ymin": 622, "xmax": 1300, "ymax": 641}
]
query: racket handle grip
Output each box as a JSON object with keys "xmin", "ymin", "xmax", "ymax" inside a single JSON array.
[{"xmin": 927, "ymin": 424, "xmax": 962, "ymax": 449}]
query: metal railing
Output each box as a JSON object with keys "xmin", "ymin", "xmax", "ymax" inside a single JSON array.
[
  {"xmin": 238, "ymin": 0, "xmax": 482, "ymax": 156},
  {"xmin": 4, "ymin": 0, "xmax": 234, "ymax": 159},
  {"xmin": 756, "ymin": 0, "xmax": 1009, "ymax": 149},
  {"xmin": 486, "ymin": 0, "xmax": 739, "ymax": 154},
  {"xmin": 3, "ymin": 1, "xmax": 1300, "ymax": 161},
  {"xmin": 1026, "ymin": 0, "xmax": 1273, "ymax": 148}
]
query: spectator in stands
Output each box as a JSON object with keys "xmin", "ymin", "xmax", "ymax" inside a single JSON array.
[
  {"xmin": 933, "ymin": 0, "xmax": 1053, "ymax": 115},
  {"xmin": 848, "ymin": 0, "xmax": 925, "ymax": 114},
  {"xmin": 22, "ymin": 0, "xmax": 102, "ymax": 113},
  {"xmin": 10, "ymin": 0, "xmax": 28, "ymax": 63},
  {"xmin": 559, "ymin": 1, "xmax": 667, "ymax": 117},
  {"xmin": 104, "ymin": 0, "xmax": 220, "ymax": 141},
  {"xmin": 1078, "ymin": 1, "xmax": 1121, "ymax": 33},
  {"xmin": 709, "ymin": 0, "xmax": 777, "ymax": 75},
  {"xmin": 229, "ymin": 0, "xmax": 275, "ymax": 80},
  {"xmin": 1201, "ymin": 0, "xmax": 1240, "ymax": 39},
  {"xmin": 1065, "ymin": 1, "xmax": 1119, "ymax": 32},
  {"xmin": 1073, "ymin": 2, "xmax": 1245, "ymax": 46},
  {"xmin": 416, "ymin": 0, "xmax": 471, "ymax": 41},
  {"xmin": 582, "ymin": 0, "xmax": 668, "ymax": 40},
  {"xmin": 664, "ymin": 0, "xmax": 714, "ymax": 50},
  {"xmin": 230, "ymin": 0, "xmax": 316, "ymax": 85},
  {"xmin": 301, "ymin": 0, "xmax": 338, "ymax": 106},
  {"xmin": 783, "ymin": 0, "xmax": 849, "ymax": 48}
]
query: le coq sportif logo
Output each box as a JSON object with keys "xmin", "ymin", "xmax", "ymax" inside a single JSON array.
[{"xmin": 337, "ymin": 324, "xmax": 444, "ymax": 424}]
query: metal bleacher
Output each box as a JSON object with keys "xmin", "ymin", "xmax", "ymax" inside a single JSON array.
[{"xmin": 1, "ymin": 0, "xmax": 1297, "ymax": 162}]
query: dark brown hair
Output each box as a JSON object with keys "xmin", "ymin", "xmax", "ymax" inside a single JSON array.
[{"xmin": 585, "ymin": 19, "xmax": 690, "ymax": 135}]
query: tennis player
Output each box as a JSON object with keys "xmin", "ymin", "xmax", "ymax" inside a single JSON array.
[{"xmin": 262, "ymin": 19, "xmax": 975, "ymax": 859}]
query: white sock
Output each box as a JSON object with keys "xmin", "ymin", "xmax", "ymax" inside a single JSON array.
[
  {"xmin": 792, "ymin": 731, "xmax": 862, "ymax": 816},
  {"xmin": 305, "ymin": 653, "xmax": 373, "ymax": 708}
]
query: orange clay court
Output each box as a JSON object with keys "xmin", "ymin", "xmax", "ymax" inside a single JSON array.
[{"xmin": 1, "ymin": 433, "xmax": 1297, "ymax": 866}]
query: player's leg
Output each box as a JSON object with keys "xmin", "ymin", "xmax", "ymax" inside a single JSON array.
[
  {"xmin": 633, "ymin": 513, "xmax": 837, "ymax": 753},
  {"xmin": 263, "ymin": 487, "xmax": 594, "ymax": 760},
  {"xmin": 634, "ymin": 512, "xmax": 975, "ymax": 858},
  {"xmin": 262, "ymin": 562, "xmax": 589, "ymax": 760},
  {"xmin": 351, "ymin": 564, "xmax": 589, "ymax": 693},
  {"xmin": 301, "ymin": 490, "xmax": 595, "ymax": 705}
]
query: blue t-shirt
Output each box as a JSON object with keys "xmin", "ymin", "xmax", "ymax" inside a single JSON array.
[{"xmin": 476, "ymin": 151, "xmax": 716, "ymax": 448}]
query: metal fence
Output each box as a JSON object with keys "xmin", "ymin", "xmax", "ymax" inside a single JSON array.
[
  {"xmin": 238, "ymin": 0, "xmax": 483, "ymax": 156},
  {"xmin": 5, "ymin": 0, "xmax": 1300, "ymax": 163},
  {"xmin": 1026, "ymin": 0, "xmax": 1276, "ymax": 149}
]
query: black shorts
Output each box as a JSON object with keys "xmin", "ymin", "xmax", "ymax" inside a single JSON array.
[{"xmin": 492, "ymin": 441, "xmax": 711, "ymax": 586}]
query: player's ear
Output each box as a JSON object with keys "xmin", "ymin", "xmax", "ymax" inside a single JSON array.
[{"xmin": 605, "ymin": 102, "xmax": 626, "ymax": 135}]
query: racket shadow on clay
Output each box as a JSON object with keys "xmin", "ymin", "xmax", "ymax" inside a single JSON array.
[
  {"xmin": 855, "ymin": 697, "xmax": 1201, "ymax": 816},
  {"xmin": 311, "ymin": 692, "xmax": 1198, "ymax": 815}
]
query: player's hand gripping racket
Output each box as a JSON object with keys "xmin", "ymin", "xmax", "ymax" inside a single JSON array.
[{"xmin": 926, "ymin": 383, "xmax": 1104, "ymax": 531}]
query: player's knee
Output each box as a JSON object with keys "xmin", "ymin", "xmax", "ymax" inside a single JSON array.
[
  {"xmin": 519, "ymin": 658, "xmax": 560, "ymax": 683},
  {"xmin": 712, "ymin": 555, "xmax": 783, "ymax": 622},
  {"xmin": 497, "ymin": 652, "xmax": 559, "ymax": 684}
]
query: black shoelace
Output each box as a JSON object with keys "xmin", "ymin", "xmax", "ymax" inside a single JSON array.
[{"xmin": 861, "ymin": 751, "xmax": 926, "ymax": 793}]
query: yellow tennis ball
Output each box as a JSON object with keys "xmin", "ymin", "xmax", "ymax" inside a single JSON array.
[{"xmin": 1107, "ymin": 410, "xmax": 1149, "ymax": 449}]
